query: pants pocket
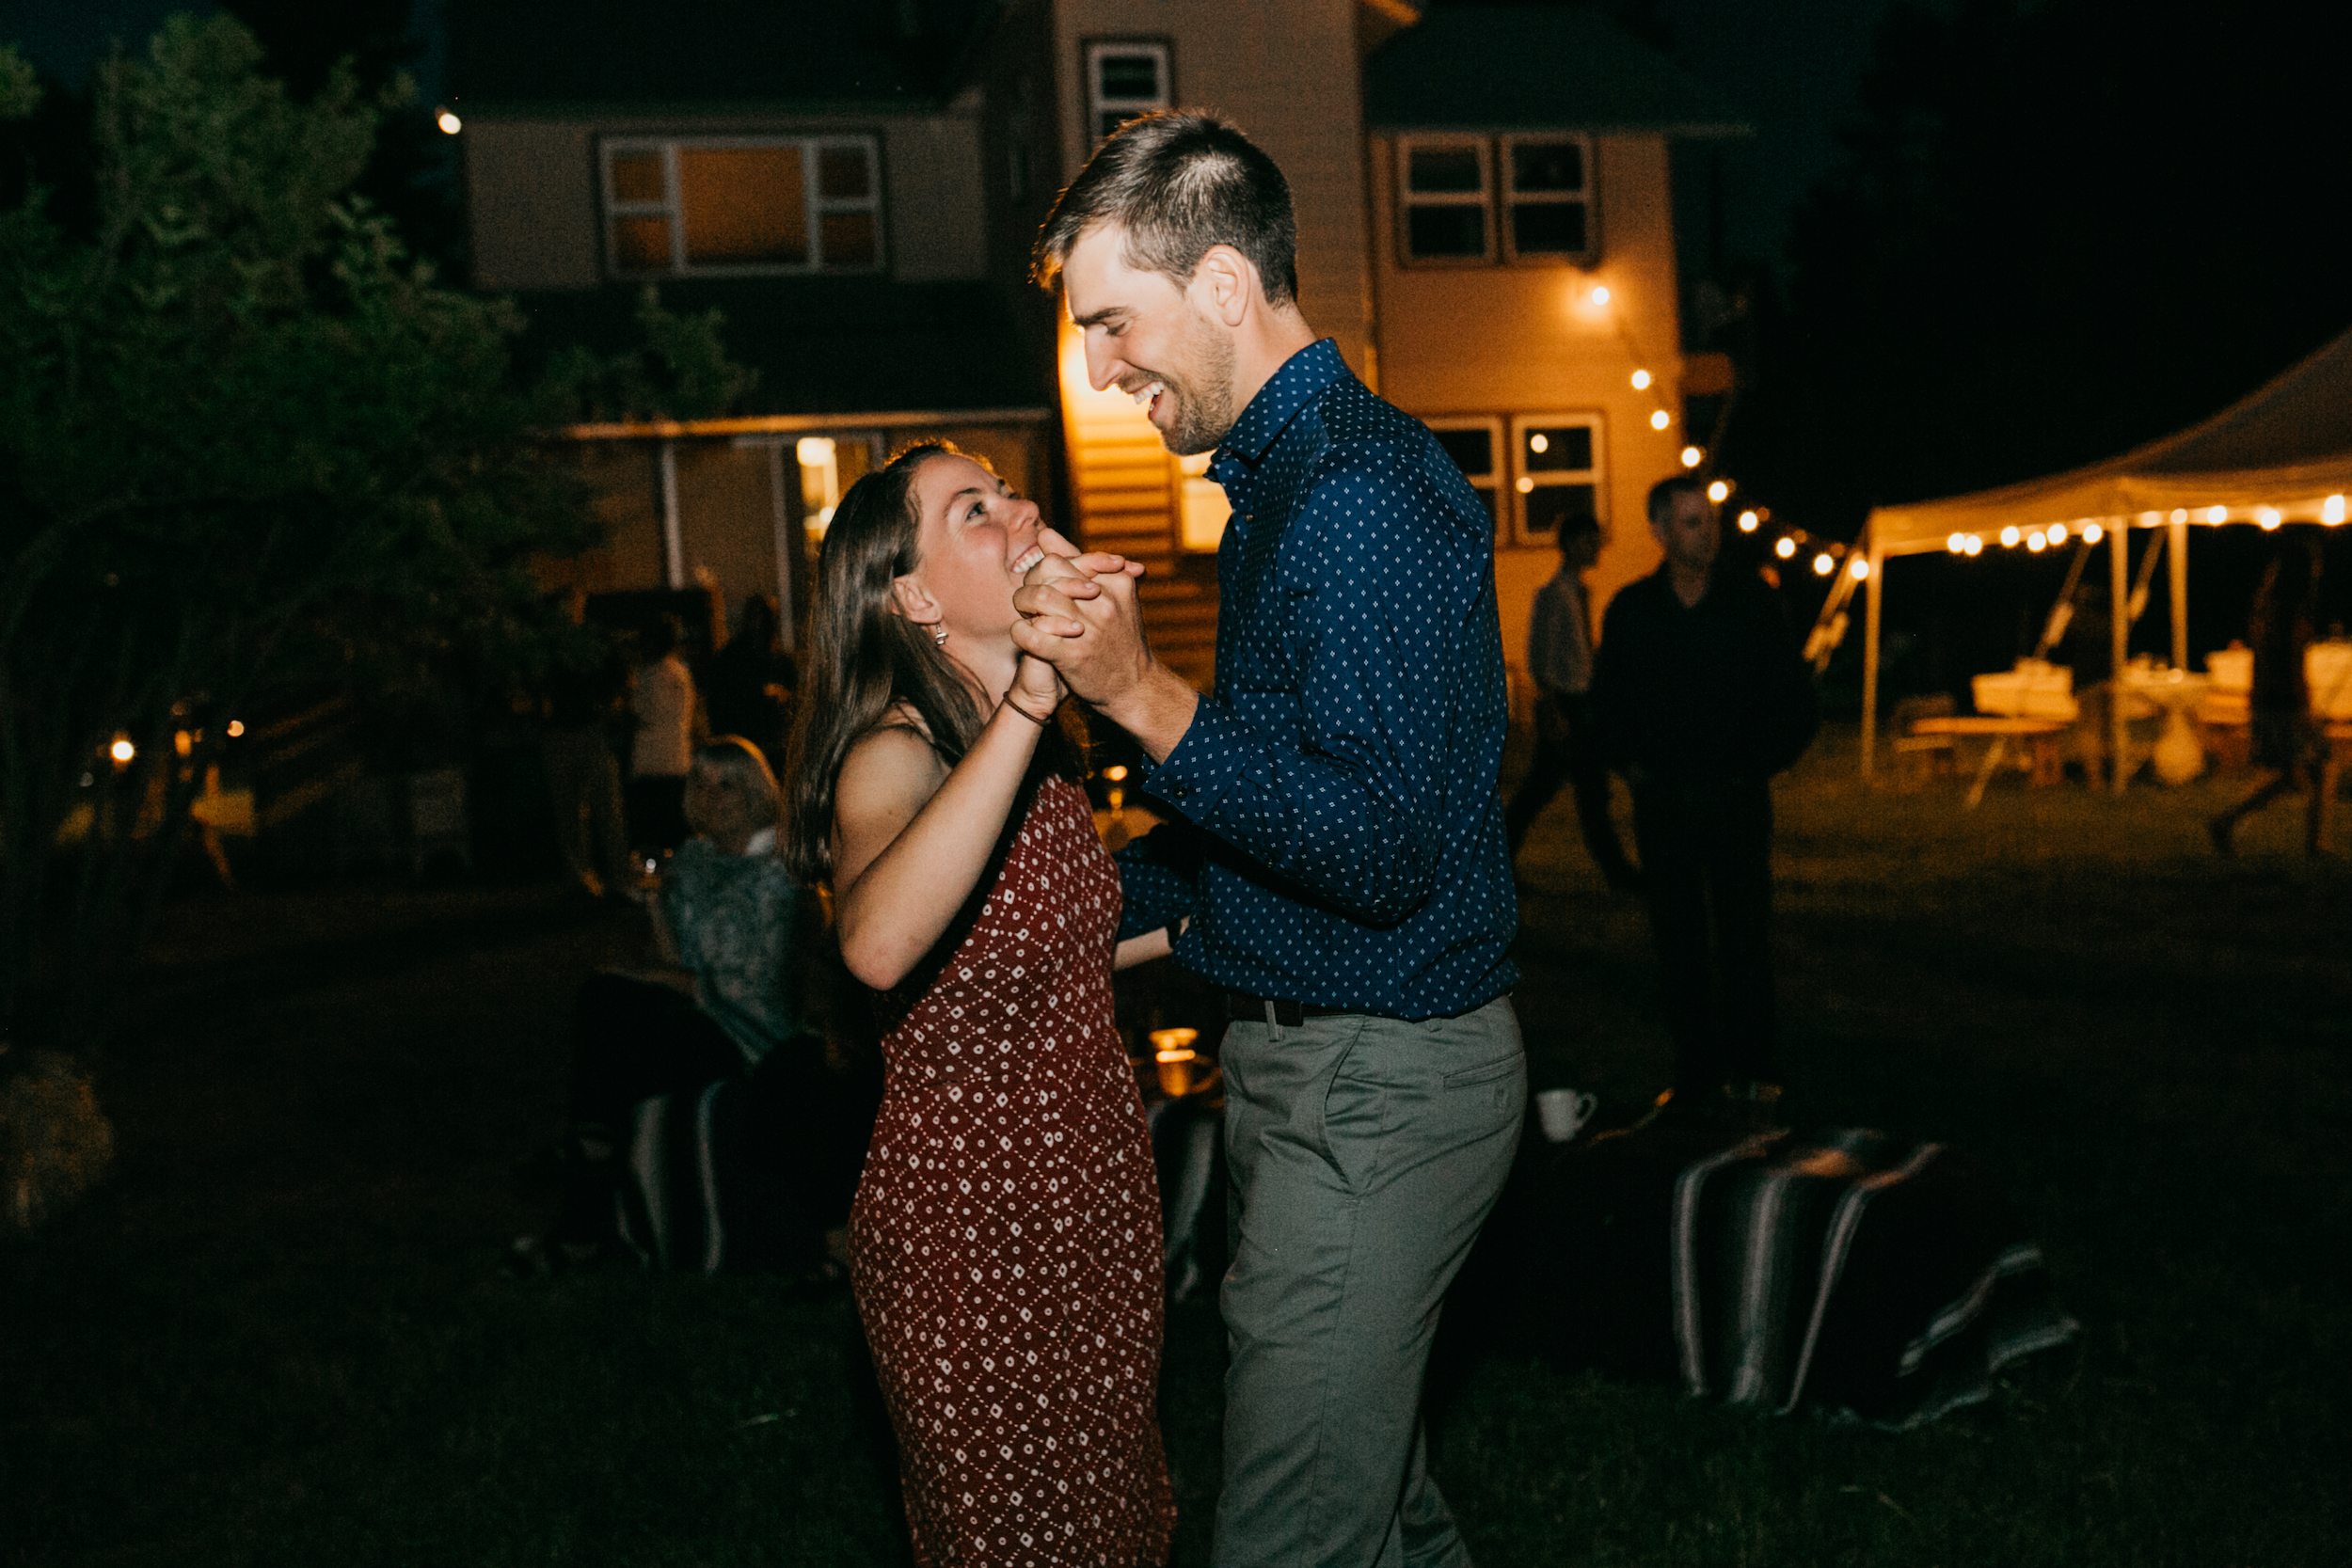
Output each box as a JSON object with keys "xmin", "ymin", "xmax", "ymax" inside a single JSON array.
[{"xmin": 1441, "ymin": 1051, "xmax": 1523, "ymax": 1089}]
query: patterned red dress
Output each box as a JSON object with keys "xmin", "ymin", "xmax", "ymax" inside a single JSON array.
[{"xmin": 850, "ymin": 776, "xmax": 1175, "ymax": 1566}]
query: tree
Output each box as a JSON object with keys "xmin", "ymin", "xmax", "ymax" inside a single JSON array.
[{"xmin": 0, "ymin": 16, "xmax": 747, "ymax": 1058}]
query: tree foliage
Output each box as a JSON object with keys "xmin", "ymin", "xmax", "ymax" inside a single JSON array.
[{"xmin": 0, "ymin": 17, "xmax": 746, "ymax": 1052}]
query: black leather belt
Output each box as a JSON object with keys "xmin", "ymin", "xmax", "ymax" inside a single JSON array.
[{"xmin": 1223, "ymin": 990, "xmax": 1352, "ymax": 1028}]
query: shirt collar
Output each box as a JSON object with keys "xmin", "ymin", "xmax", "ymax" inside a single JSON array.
[
  {"xmin": 1216, "ymin": 338, "xmax": 1348, "ymax": 467},
  {"xmin": 744, "ymin": 825, "xmax": 778, "ymax": 857}
]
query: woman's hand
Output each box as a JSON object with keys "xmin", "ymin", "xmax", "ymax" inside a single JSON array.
[
  {"xmin": 1008, "ymin": 650, "xmax": 1065, "ymax": 720},
  {"xmin": 1019, "ymin": 527, "xmax": 1142, "ymax": 639}
]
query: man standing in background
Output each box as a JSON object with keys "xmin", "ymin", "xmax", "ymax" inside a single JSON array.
[{"xmin": 1505, "ymin": 515, "xmax": 1639, "ymax": 890}]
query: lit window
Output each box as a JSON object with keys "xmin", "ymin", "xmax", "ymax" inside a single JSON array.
[
  {"xmin": 602, "ymin": 136, "xmax": 882, "ymax": 277},
  {"xmin": 1176, "ymin": 451, "xmax": 1230, "ymax": 553},
  {"xmin": 1426, "ymin": 417, "xmax": 1507, "ymax": 542},
  {"xmin": 1398, "ymin": 137, "xmax": 1492, "ymax": 263},
  {"xmin": 1509, "ymin": 413, "xmax": 1604, "ymax": 549},
  {"xmin": 1398, "ymin": 134, "xmax": 1596, "ymax": 268},
  {"xmin": 1086, "ymin": 40, "xmax": 1169, "ymax": 144}
]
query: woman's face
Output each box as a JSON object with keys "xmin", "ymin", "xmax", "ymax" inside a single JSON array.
[{"xmin": 901, "ymin": 454, "xmax": 1045, "ymax": 649}]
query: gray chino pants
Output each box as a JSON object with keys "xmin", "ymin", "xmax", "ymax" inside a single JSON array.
[{"xmin": 1213, "ymin": 995, "xmax": 1525, "ymax": 1568}]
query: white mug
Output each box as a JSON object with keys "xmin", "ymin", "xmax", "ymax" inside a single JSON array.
[{"xmin": 1535, "ymin": 1087, "xmax": 1599, "ymax": 1144}]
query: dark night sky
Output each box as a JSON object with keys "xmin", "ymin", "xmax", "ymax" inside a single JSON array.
[{"xmin": 2, "ymin": 0, "xmax": 1897, "ymax": 273}]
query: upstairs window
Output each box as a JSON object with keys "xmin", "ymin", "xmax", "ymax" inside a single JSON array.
[
  {"xmin": 1397, "ymin": 134, "xmax": 1595, "ymax": 267},
  {"xmin": 1087, "ymin": 40, "xmax": 1170, "ymax": 144},
  {"xmin": 602, "ymin": 135, "xmax": 882, "ymax": 277}
]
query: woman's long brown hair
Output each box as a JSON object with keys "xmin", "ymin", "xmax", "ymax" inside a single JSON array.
[{"xmin": 782, "ymin": 443, "xmax": 1081, "ymax": 885}]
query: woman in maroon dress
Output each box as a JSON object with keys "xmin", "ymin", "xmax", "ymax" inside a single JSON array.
[{"xmin": 785, "ymin": 444, "xmax": 1175, "ymax": 1565}]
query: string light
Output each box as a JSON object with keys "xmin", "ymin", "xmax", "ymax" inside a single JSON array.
[
  {"xmin": 2205, "ymin": 506, "xmax": 2227, "ymax": 523},
  {"xmin": 1590, "ymin": 284, "xmax": 1612, "ymax": 306},
  {"xmin": 2257, "ymin": 507, "xmax": 2282, "ymax": 530},
  {"xmin": 2047, "ymin": 521, "xmax": 2068, "ymax": 544},
  {"xmin": 1849, "ymin": 556, "xmax": 1870, "ymax": 581},
  {"xmin": 1739, "ymin": 511, "xmax": 1760, "ymax": 532},
  {"xmin": 109, "ymin": 736, "xmax": 135, "ymax": 764},
  {"xmin": 1706, "ymin": 480, "xmax": 1730, "ymax": 502},
  {"xmin": 2325, "ymin": 495, "xmax": 2346, "ymax": 525},
  {"xmin": 1812, "ymin": 552, "xmax": 1835, "ymax": 576},
  {"xmin": 2083, "ymin": 522, "xmax": 2104, "ymax": 544},
  {"xmin": 1947, "ymin": 532, "xmax": 1966, "ymax": 554},
  {"xmin": 437, "ymin": 109, "xmax": 462, "ymax": 135},
  {"xmin": 1529, "ymin": 433, "xmax": 1549, "ymax": 453},
  {"xmin": 1630, "ymin": 369, "xmax": 1652, "ymax": 389},
  {"xmin": 2000, "ymin": 526, "xmax": 2022, "ymax": 547},
  {"xmin": 2170, "ymin": 509, "xmax": 2188, "ymax": 524},
  {"xmin": 1679, "ymin": 446, "xmax": 1703, "ymax": 468},
  {"xmin": 1774, "ymin": 536, "xmax": 1797, "ymax": 560},
  {"xmin": 1963, "ymin": 535, "xmax": 1983, "ymax": 556},
  {"xmin": 1649, "ymin": 410, "xmax": 1671, "ymax": 431},
  {"xmin": 2026, "ymin": 531, "xmax": 2047, "ymax": 552}
]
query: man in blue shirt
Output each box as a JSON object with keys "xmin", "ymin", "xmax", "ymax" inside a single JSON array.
[{"xmin": 1018, "ymin": 112, "xmax": 1523, "ymax": 1568}]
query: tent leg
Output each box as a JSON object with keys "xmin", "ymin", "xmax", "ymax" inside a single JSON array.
[
  {"xmin": 2169, "ymin": 515, "xmax": 2189, "ymax": 671},
  {"xmin": 2110, "ymin": 520, "xmax": 2131, "ymax": 794},
  {"xmin": 1861, "ymin": 542, "xmax": 1883, "ymax": 778}
]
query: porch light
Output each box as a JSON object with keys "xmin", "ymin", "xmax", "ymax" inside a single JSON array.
[
  {"xmin": 1590, "ymin": 285, "xmax": 1612, "ymax": 306},
  {"xmin": 437, "ymin": 109, "xmax": 462, "ymax": 135},
  {"xmin": 1529, "ymin": 433, "xmax": 1549, "ymax": 453},
  {"xmin": 1630, "ymin": 369, "xmax": 1652, "ymax": 389}
]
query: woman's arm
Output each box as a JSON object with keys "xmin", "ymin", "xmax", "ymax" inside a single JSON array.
[
  {"xmin": 832, "ymin": 672, "xmax": 1062, "ymax": 990},
  {"xmin": 1112, "ymin": 923, "xmax": 1174, "ymax": 972}
]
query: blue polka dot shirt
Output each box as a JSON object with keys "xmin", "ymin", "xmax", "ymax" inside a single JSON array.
[{"xmin": 1116, "ymin": 339, "xmax": 1519, "ymax": 1021}]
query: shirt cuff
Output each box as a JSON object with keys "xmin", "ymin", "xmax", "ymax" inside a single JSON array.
[{"xmin": 1137, "ymin": 697, "xmax": 1262, "ymax": 821}]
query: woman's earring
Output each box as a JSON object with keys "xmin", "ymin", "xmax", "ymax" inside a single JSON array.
[{"xmin": 932, "ymin": 626, "xmax": 949, "ymax": 646}]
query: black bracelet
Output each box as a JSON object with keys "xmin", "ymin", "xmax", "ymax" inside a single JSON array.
[{"xmin": 1003, "ymin": 697, "xmax": 1054, "ymax": 725}]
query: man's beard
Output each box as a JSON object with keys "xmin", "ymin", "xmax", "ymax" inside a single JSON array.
[{"xmin": 1154, "ymin": 307, "xmax": 1239, "ymax": 456}]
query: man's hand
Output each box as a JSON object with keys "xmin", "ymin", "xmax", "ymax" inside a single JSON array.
[{"xmin": 1011, "ymin": 529, "xmax": 1198, "ymax": 760}]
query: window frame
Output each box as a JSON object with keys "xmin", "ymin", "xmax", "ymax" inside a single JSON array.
[
  {"xmin": 1084, "ymin": 39, "xmax": 1172, "ymax": 146},
  {"xmin": 599, "ymin": 134, "xmax": 885, "ymax": 279},
  {"xmin": 1395, "ymin": 135, "xmax": 1496, "ymax": 268},
  {"xmin": 1423, "ymin": 415, "xmax": 1509, "ymax": 546},
  {"xmin": 1507, "ymin": 412, "xmax": 1607, "ymax": 550},
  {"xmin": 1498, "ymin": 133, "xmax": 1597, "ymax": 266}
]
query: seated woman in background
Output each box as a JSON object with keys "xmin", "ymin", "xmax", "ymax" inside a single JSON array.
[{"xmin": 531, "ymin": 736, "xmax": 866, "ymax": 1278}]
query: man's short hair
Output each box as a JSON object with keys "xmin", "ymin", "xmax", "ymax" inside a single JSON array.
[
  {"xmin": 1031, "ymin": 111, "xmax": 1298, "ymax": 307},
  {"xmin": 1646, "ymin": 474, "xmax": 1709, "ymax": 529},
  {"xmin": 1558, "ymin": 515, "xmax": 1601, "ymax": 547}
]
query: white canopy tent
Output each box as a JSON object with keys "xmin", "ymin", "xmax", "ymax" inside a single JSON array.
[{"xmin": 1858, "ymin": 325, "xmax": 2352, "ymax": 784}]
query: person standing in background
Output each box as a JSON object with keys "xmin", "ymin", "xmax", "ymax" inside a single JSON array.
[
  {"xmin": 1597, "ymin": 475, "xmax": 1817, "ymax": 1126},
  {"xmin": 1506, "ymin": 515, "xmax": 1640, "ymax": 889},
  {"xmin": 628, "ymin": 614, "xmax": 699, "ymax": 855},
  {"xmin": 542, "ymin": 596, "xmax": 635, "ymax": 899},
  {"xmin": 704, "ymin": 594, "xmax": 798, "ymax": 773},
  {"xmin": 2209, "ymin": 540, "xmax": 2324, "ymax": 856}
]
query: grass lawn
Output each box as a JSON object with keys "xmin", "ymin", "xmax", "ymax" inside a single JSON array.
[{"xmin": 5, "ymin": 727, "xmax": 2347, "ymax": 1565}]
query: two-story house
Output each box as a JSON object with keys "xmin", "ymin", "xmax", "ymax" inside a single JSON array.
[{"xmin": 450, "ymin": 1, "xmax": 1745, "ymax": 697}]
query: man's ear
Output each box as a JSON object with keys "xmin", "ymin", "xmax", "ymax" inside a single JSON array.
[
  {"xmin": 1193, "ymin": 245, "xmax": 1254, "ymax": 328},
  {"xmin": 889, "ymin": 575, "xmax": 943, "ymax": 628}
]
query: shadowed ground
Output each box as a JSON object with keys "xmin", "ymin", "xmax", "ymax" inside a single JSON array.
[{"xmin": 5, "ymin": 727, "xmax": 2346, "ymax": 1564}]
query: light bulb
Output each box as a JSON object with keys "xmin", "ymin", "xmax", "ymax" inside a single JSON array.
[
  {"xmin": 1679, "ymin": 446, "xmax": 1703, "ymax": 469},
  {"xmin": 2000, "ymin": 526, "xmax": 2021, "ymax": 547},
  {"xmin": 1849, "ymin": 556, "xmax": 1870, "ymax": 580},
  {"xmin": 1706, "ymin": 480, "xmax": 1730, "ymax": 503},
  {"xmin": 1649, "ymin": 409, "xmax": 1671, "ymax": 431},
  {"xmin": 2171, "ymin": 509, "xmax": 2188, "ymax": 524},
  {"xmin": 1590, "ymin": 285, "xmax": 1611, "ymax": 306},
  {"xmin": 1812, "ymin": 552, "xmax": 1834, "ymax": 576},
  {"xmin": 1529, "ymin": 433, "xmax": 1549, "ymax": 453},
  {"xmin": 2047, "ymin": 521, "xmax": 2068, "ymax": 544},
  {"xmin": 1774, "ymin": 536, "xmax": 1797, "ymax": 560},
  {"xmin": 1630, "ymin": 369, "xmax": 1652, "ymax": 390},
  {"xmin": 2206, "ymin": 506, "xmax": 2227, "ymax": 524},
  {"xmin": 2325, "ymin": 495, "xmax": 2346, "ymax": 525},
  {"xmin": 2026, "ymin": 532, "xmax": 2047, "ymax": 552},
  {"xmin": 1947, "ymin": 533, "xmax": 1966, "ymax": 553},
  {"xmin": 1963, "ymin": 535, "xmax": 1983, "ymax": 556},
  {"xmin": 437, "ymin": 109, "xmax": 462, "ymax": 135},
  {"xmin": 2084, "ymin": 522, "xmax": 2104, "ymax": 544},
  {"xmin": 109, "ymin": 737, "xmax": 135, "ymax": 764},
  {"xmin": 2257, "ymin": 507, "xmax": 2281, "ymax": 530},
  {"xmin": 1739, "ymin": 511, "xmax": 1760, "ymax": 532}
]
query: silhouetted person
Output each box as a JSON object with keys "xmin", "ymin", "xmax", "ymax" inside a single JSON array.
[
  {"xmin": 2210, "ymin": 540, "xmax": 2323, "ymax": 856},
  {"xmin": 541, "ymin": 597, "xmax": 634, "ymax": 898},
  {"xmin": 1596, "ymin": 475, "xmax": 1818, "ymax": 1120},
  {"xmin": 1506, "ymin": 516, "xmax": 1638, "ymax": 888},
  {"xmin": 704, "ymin": 594, "xmax": 799, "ymax": 772}
]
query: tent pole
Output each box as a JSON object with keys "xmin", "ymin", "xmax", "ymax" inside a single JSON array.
[
  {"xmin": 1861, "ymin": 538, "xmax": 1883, "ymax": 778},
  {"xmin": 2169, "ymin": 515, "xmax": 2189, "ymax": 670},
  {"xmin": 2110, "ymin": 519, "xmax": 2130, "ymax": 794}
]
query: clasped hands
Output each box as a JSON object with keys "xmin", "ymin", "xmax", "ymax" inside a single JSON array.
[{"xmin": 1005, "ymin": 527, "xmax": 1153, "ymax": 718}]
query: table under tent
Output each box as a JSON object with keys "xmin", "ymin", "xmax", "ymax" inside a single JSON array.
[{"xmin": 1839, "ymin": 324, "xmax": 2352, "ymax": 793}]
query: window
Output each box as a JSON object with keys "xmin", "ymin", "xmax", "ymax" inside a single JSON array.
[
  {"xmin": 1399, "ymin": 138, "xmax": 1492, "ymax": 264},
  {"xmin": 1175, "ymin": 451, "xmax": 1230, "ymax": 553},
  {"xmin": 1087, "ymin": 40, "xmax": 1169, "ymax": 144},
  {"xmin": 1509, "ymin": 414, "xmax": 1605, "ymax": 547},
  {"xmin": 1426, "ymin": 417, "xmax": 1506, "ymax": 542},
  {"xmin": 1397, "ymin": 135, "xmax": 1595, "ymax": 267},
  {"xmin": 602, "ymin": 135, "xmax": 882, "ymax": 277}
]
